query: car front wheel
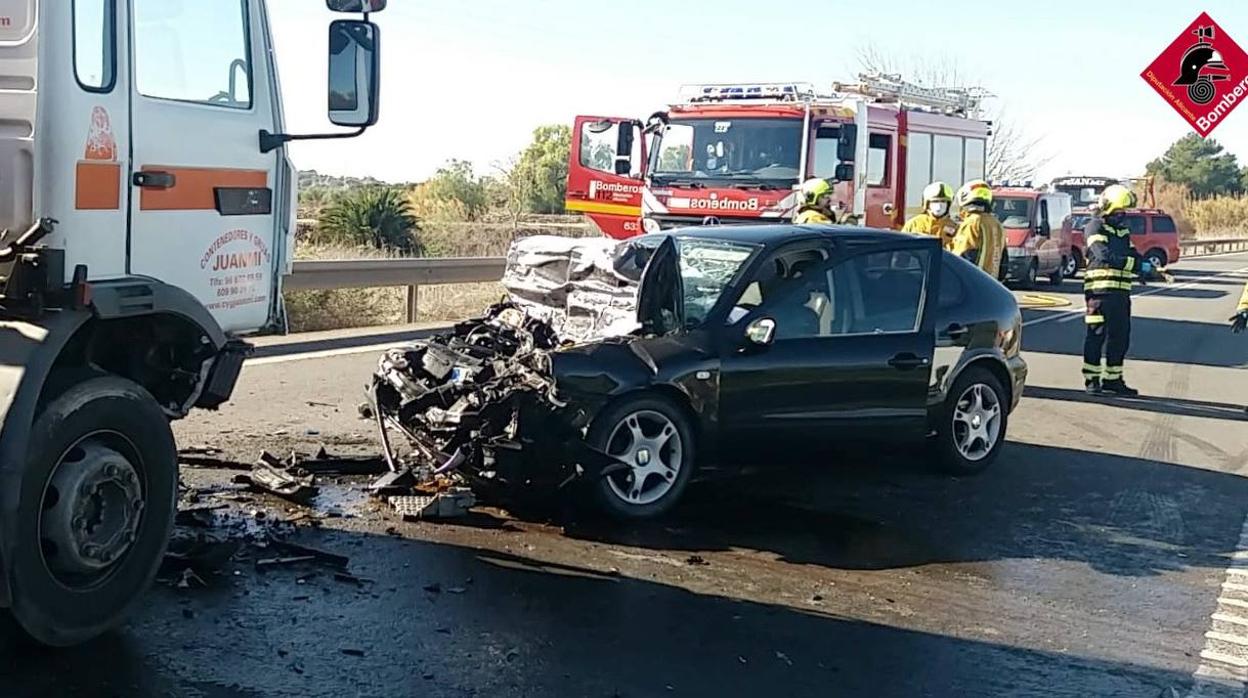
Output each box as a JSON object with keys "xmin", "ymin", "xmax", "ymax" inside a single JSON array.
[
  {"xmin": 587, "ymin": 394, "xmax": 696, "ymax": 520},
  {"xmin": 933, "ymin": 367, "xmax": 1008, "ymax": 475}
]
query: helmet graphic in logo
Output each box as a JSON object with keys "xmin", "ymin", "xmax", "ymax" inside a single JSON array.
[
  {"xmin": 702, "ymin": 216, "xmax": 721, "ymax": 226},
  {"xmin": 1174, "ymin": 25, "xmax": 1230, "ymax": 105}
]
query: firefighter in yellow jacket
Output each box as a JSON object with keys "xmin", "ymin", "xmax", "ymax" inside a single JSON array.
[
  {"xmin": 794, "ymin": 178, "xmax": 836, "ymax": 224},
  {"xmin": 951, "ymin": 180, "xmax": 1005, "ymax": 279},
  {"xmin": 901, "ymin": 181, "xmax": 957, "ymax": 249},
  {"xmin": 1232, "ymin": 281, "xmax": 1248, "ymax": 334}
]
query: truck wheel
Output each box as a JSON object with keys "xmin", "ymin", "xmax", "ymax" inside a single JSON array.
[
  {"xmin": 1023, "ymin": 260, "xmax": 1039, "ymax": 289},
  {"xmin": 1071, "ymin": 248, "xmax": 1085, "ymax": 275},
  {"xmin": 7, "ymin": 376, "xmax": 177, "ymax": 647},
  {"xmin": 1049, "ymin": 258, "xmax": 1067, "ymax": 285},
  {"xmin": 587, "ymin": 394, "xmax": 696, "ymax": 520},
  {"xmin": 931, "ymin": 367, "xmax": 1008, "ymax": 476}
]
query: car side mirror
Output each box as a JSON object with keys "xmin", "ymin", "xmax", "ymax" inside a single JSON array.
[
  {"xmin": 834, "ymin": 163, "xmax": 854, "ymax": 182},
  {"xmin": 745, "ymin": 317, "xmax": 776, "ymax": 347},
  {"xmin": 328, "ymin": 20, "xmax": 381, "ymax": 128}
]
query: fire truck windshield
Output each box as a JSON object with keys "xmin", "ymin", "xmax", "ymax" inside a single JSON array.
[
  {"xmin": 650, "ymin": 118, "xmax": 802, "ymax": 188},
  {"xmin": 1054, "ymin": 186, "xmax": 1103, "ymax": 207}
]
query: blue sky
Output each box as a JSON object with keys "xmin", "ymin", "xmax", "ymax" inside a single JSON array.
[{"xmin": 270, "ymin": 0, "xmax": 1248, "ymax": 184}]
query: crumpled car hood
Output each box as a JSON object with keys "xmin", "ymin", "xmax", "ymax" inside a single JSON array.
[{"xmin": 501, "ymin": 235, "xmax": 648, "ymax": 345}]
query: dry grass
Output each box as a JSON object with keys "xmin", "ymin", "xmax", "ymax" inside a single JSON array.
[{"xmin": 1185, "ymin": 195, "xmax": 1248, "ymax": 238}]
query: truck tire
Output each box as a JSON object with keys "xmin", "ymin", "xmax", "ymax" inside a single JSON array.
[{"xmin": 7, "ymin": 376, "xmax": 177, "ymax": 647}]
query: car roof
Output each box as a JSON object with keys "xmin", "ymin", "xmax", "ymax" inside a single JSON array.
[{"xmin": 662, "ymin": 223, "xmax": 930, "ymax": 247}]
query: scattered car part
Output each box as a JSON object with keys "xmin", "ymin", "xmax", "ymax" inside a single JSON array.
[
  {"xmin": 389, "ymin": 489, "xmax": 477, "ymax": 521},
  {"xmin": 233, "ymin": 453, "xmax": 319, "ymax": 504}
]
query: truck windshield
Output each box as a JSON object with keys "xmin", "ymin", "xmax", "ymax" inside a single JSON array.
[
  {"xmin": 651, "ymin": 118, "xmax": 802, "ymax": 189},
  {"xmin": 994, "ymin": 197, "xmax": 1034, "ymax": 228},
  {"xmin": 1054, "ymin": 186, "xmax": 1103, "ymax": 208}
]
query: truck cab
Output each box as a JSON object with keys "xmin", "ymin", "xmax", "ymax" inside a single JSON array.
[
  {"xmin": 0, "ymin": 0, "xmax": 382, "ymax": 646},
  {"xmin": 993, "ymin": 185, "xmax": 1072, "ymax": 287},
  {"xmin": 566, "ymin": 76, "xmax": 991, "ymax": 239}
]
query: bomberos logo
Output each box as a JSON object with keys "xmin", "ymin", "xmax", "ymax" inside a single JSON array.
[{"xmin": 686, "ymin": 193, "xmax": 760, "ymax": 212}]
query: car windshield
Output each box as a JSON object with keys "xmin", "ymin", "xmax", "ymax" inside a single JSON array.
[
  {"xmin": 1055, "ymin": 185, "xmax": 1104, "ymax": 207},
  {"xmin": 651, "ymin": 118, "xmax": 802, "ymax": 189},
  {"xmin": 674, "ymin": 237, "xmax": 759, "ymax": 327},
  {"xmin": 993, "ymin": 197, "xmax": 1033, "ymax": 228}
]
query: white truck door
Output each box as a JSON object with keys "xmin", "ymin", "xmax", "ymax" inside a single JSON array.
[{"xmin": 127, "ymin": 0, "xmax": 282, "ymax": 334}]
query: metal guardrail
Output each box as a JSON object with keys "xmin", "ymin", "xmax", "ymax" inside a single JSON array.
[
  {"xmin": 284, "ymin": 257, "xmax": 505, "ymax": 322},
  {"xmin": 1179, "ymin": 237, "xmax": 1248, "ymax": 258}
]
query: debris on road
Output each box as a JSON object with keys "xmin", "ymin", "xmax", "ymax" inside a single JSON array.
[
  {"xmin": 233, "ymin": 452, "xmax": 319, "ymax": 504},
  {"xmin": 389, "ymin": 489, "xmax": 477, "ymax": 521},
  {"xmin": 686, "ymin": 555, "xmax": 709, "ymax": 567},
  {"xmin": 179, "ymin": 446, "xmax": 251, "ymax": 471}
]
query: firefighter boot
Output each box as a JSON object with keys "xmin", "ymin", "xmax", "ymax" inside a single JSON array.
[
  {"xmin": 1101, "ymin": 379, "xmax": 1139, "ymax": 397},
  {"xmin": 1085, "ymin": 378, "xmax": 1103, "ymax": 395}
]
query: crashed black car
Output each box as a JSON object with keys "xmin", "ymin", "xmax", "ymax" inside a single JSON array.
[{"xmin": 371, "ymin": 226, "xmax": 1027, "ymax": 519}]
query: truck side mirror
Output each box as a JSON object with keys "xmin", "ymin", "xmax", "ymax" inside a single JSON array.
[
  {"xmin": 1035, "ymin": 223, "xmax": 1049, "ymax": 237},
  {"xmin": 838, "ymin": 124, "xmax": 858, "ymax": 162},
  {"xmin": 328, "ymin": 20, "xmax": 381, "ymax": 128},
  {"xmin": 327, "ymin": 0, "xmax": 387, "ymax": 11},
  {"xmin": 834, "ymin": 163, "xmax": 854, "ymax": 182}
]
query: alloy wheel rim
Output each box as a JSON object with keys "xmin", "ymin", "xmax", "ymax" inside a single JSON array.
[
  {"xmin": 951, "ymin": 384, "xmax": 1002, "ymax": 462},
  {"xmin": 605, "ymin": 410, "xmax": 683, "ymax": 506}
]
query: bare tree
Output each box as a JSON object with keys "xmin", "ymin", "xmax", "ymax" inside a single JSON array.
[{"xmin": 854, "ymin": 45, "xmax": 1051, "ymax": 182}]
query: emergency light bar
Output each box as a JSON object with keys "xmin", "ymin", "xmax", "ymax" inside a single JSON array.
[{"xmin": 679, "ymin": 82, "xmax": 816, "ymax": 103}]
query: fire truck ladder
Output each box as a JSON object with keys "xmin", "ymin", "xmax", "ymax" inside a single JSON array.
[{"xmin": 831, "ymin": 72, "xmax": 994, "ymax": 117}]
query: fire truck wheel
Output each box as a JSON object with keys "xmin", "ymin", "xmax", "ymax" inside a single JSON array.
[{"xmin": 8, "ymin": 375, "xmax": 177, "ymax": 647}]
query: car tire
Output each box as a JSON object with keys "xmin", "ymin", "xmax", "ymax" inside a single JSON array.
[
  {"xmin": 7, "ymin": 376, "xmax": 177, "ymax": 647},
  {"xmin": 1145, "ymin": 248, "xmax": 1167, "ymax": 270},
  {"xmin": 1062, "ymin": 253, "xmax": 1078, "ymax": 279},
  {"xmin": 586, "ymin": 393, "xmax": 696, "ymax": 520},
  {"xmin": 1049, "ymin": 258, "xmax": 1067, "ymax": 285},
  {"xmin": 932, "ymin": 367, "xmax": 1009, "ymax": 476},
  {"xmin": 1071, "ymin": 248, "xmax": 1085, "ymax": 275},
  {"xmin": 1023, "ymin": 260, "xmax": 1038, "ymax": 289}
]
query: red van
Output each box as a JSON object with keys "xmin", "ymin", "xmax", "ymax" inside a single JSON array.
[
  {"xmin": 1065, "ymin": 209, "xmax": 1181, "ymax": 276},
  {"xmin": 993, "ymin": 186, "xmax": 1073, "ymax": 287}
]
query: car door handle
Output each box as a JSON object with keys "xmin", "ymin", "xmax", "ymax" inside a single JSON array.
[
  {"xmin": 942, "ymin": 323, "xmax": 969, "ymax": 339},
  {"xmin": 133, "ymin": 171, "xmax": 177, "ymax": 189},
  {"xmin": 888, "ymin": 353, "xmax": 930, "ymax": 370}
]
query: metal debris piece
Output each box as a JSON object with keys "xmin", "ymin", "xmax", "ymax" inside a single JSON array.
[
  {"xmin": 163, "ymin": 535, "xmax": 241, "ymax": 576},
  {"xmin": 686, "ymin": 555, "xmax": 709, "ymax": 567},
  {"xmin": 235, "ymin": 454, "xmax": 319, "ymax": 504},
  {"xmin": 291, "ymin": 448, "xmax": 387, "ymax": 476},
  {"xmin": 269, "ymin": 540, "xmax": 349, "ymax": 570},
  {"xmin": 389, "ymin": 488, "xmax": 476, "ymax": 521},
  {"xmin": 175, "ymin": 504, "xmax": 228, "ymax": 528},
  {"xmin": 334, "ymin": 572, "xmax": 375, "ymax": 586},
  {"xmin": 255, "ymin": 556, "xmax": 316, "ymax": 570},
  {"xmin": 370, "ymin": 468, "xmax": 417, "ymax": 496},
  {"xmin": 175, "ymin": 568, "xmax": 207, "ymax": 589},
  {"xmin": 179, "ymin": 447, "xmax": 251, "ymax": 471}
]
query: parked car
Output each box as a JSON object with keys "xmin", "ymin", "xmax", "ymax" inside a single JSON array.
[
  {"xmin": 993, "ymin": 187, "xmax": 1073, "ymax": 287},
  {"xmin": 1065, "ymin": 208, "xmax": 1182, "ymax": 276},
  {"xmin": 371, "ymin": 226, "xmax": 1027, "ymax": 519}
]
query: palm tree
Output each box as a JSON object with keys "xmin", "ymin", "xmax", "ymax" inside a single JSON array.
[{"xmin": 317, "ymin": 187, "xmax": 421, "ymax": 253}]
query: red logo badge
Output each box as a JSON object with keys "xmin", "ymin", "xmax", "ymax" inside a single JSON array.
[{"xmin": 1142, "ymin": 13, "xmax": 1248, "ymax": 137}]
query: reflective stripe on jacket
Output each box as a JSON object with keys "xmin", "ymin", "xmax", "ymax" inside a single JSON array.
[{"xmin": 1083, "ymin": 216, "xmax": 1139, "ymax": 295}]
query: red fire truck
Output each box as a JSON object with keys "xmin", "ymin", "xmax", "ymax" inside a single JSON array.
[{"xmin": 565, "ymin": 74, "xmax": 992, "ymax": 238}]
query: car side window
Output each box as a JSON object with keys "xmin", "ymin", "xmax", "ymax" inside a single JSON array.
[
  {"xmin": 1124, "ymin": 215, "xmax": 1146, "ymax": 235},
  {"xmin": 1153, "ymin": 216, "xmax": 1177, "ymax": 233},
  {"xmin": 1039, "ymin": 200, "xmax": 1050, "ymax": 232},
  {"xmin": 753, "ymin": 247, "xmax": 931, "ymax": 340}
]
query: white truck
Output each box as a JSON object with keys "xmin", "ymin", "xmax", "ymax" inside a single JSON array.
[{"xmin": 0, "ymin": 0, "xmax": 383, "ymax": 645}]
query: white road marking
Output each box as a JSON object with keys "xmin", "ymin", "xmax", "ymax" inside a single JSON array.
[
  {"xmin": 246, "ymin": 341, "xmax": 406, "ymax": 367},
  {"xmin": 1187, "ymin": 515, "xmax": 1248, "ymax": 696},
  {"xmin": 1022, "ymin": 265, "xmax": 1248, "ymax": 328}
]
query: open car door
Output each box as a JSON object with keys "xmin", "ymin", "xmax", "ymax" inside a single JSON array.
[
  {"xmin": 566, "ymin": 116, "xmax": 644, "ymax": 239},
  {"xmin": 635, "ymin": 235, "xmax": 684, "ymax": 336}
]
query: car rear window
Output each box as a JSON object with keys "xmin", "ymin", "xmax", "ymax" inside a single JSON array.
[
  {"xmin": 1124, "ymin": 216, "xmax": 1146, "ymax": 235},
  {"xmin": 1152, "ymin": 216, "xmax": 1177, "ymax": 234}
]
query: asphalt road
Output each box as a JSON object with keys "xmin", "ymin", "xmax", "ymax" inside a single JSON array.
[{"xmin": 3, "ymin": 253, "xmax": 1248, "ymax": 698}]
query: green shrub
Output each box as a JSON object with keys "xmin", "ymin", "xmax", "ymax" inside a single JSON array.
[{"xmin": 315, "ymin": 187, "xmax": 421, "ymax": 253}]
